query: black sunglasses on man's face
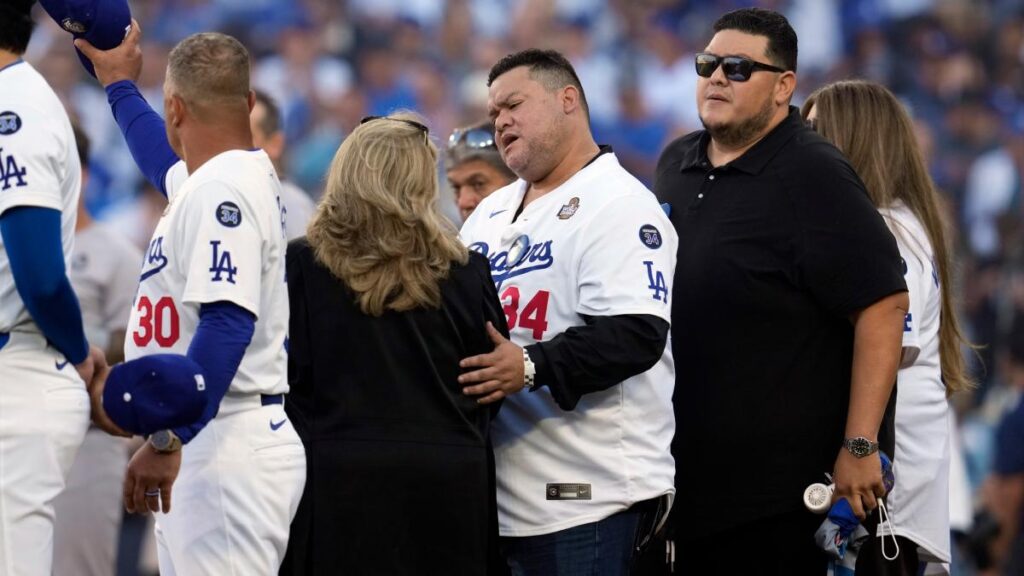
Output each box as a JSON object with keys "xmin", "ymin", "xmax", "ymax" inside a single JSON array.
[{"xmin": 694, "ymin": 53, "xmax": 787, "ymax": 82}]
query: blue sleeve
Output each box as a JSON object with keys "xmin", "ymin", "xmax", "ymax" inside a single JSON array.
[
  {"xmin": 105, "ymin": 80, "xmax": 180, "ymax": 197},
  {"xmin": 0, "ymin": 207, "xmax": 89, "ymax": 364},
  {"xmin": 995, "ymin": 397, "xmax": 1024, "ymax": 475},
  {"xmin": 172, "ymin": 301, "xmax": 255, "ymax": 444}
]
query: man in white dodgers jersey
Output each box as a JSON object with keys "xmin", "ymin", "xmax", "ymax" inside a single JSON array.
[
  {"xmin": 0, "ymin": 3, "xmax": 111, "ymax": 574},
  {"xmin": 75, "ymin": 26, "xmax": 306, "ymax": 574},
  {"xmin": 458, "ymin": 49, "xmax": 677, "ymax": 574}
]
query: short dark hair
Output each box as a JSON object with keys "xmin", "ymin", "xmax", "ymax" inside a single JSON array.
[
  {"xmin": 487, "ymin": 48, "xmax": 590, "ymax": 117},
  {"xmin": 71, "ymin": 121, "xmax": 90, "ymax": 167},
  {"xmin": 252, "ymin": 89, "xmax": 281, "ymax": 137},
  {"xmin": 0, "ymin": 0, "xmax": 36, "ymax": 55},
  {"xmin": 167, "ymin": 32, "xmax": 250, "ymax": 111},
  {"xmin": 713, "ymin": 8, "xmax": 798, "ymax": 73}
]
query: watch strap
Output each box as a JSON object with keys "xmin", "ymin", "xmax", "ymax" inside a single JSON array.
[{"xmin": 523, "ymin": 347, "xmax": 537, "ymax": 391}]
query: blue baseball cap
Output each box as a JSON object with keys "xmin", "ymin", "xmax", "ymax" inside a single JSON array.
[
  {"xmin": 102, "ymin": 354, "xmax": 209, "ymax": 436},
  {"xmin": 37, "ymin": 0, "xmax": 132, "ymax": 78}
]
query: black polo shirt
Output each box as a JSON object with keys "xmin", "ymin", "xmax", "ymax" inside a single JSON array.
[{"xmin": 654, "ymin": 107, "xmax": 907, "ymax": 536}]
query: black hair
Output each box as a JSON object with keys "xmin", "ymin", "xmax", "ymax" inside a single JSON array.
[
  {"xmin": 487, "ymin": 48, "xmax": 589, "ymax": 116},
  {"xmin": 252, "ymin": 89, "xmax": 282, "ymax": 137},
  {"xmin": 72, "ymin": 121, "xmax": 90, "ymax": 167},
  {"xmin": 0, "ymin": 0, "xmax": 36, "ymax": 55},
  {"xmin": 713, "ymin": 8, "xmax": 798, "ymax": 72}
]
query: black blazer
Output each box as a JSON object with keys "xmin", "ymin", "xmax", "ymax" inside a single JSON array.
[{"xmin": 281, "ymin": 237, "xmax": 508, "ymax": 576}]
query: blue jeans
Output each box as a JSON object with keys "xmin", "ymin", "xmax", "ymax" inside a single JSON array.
[{"xmin": 500, "ymin": 507, "xmax": 643, "ymax": 576}]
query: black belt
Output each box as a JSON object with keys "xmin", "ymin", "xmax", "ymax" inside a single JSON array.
[{"xmin": 261, "ymin": 394, "xmax": 283, "ymax": 406}]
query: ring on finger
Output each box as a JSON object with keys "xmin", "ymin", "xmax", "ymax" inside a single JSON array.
[{"xmin": 144, "ymin": 488, "xmax": 160, "ymax": 497}]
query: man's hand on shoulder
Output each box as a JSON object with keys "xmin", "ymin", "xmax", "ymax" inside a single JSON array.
[
  {"xmin": 74, "ymin": 18, "xmax": 144, "ymax": 88},
  {"xmin": 459, "ymin": 322, "xmax": 525, "ymax": 405}
]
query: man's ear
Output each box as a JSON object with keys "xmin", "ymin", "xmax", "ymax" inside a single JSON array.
[
  {"xmin": 561, "ymin": 85, "xmax": 581, "ymax": 115},
  {"xmin": 168, "ymin": 94, "xmax": 186, "ymax": 127},
  {"xmin": 248, "ymin": 90, "xmax": 256, "ymax": 114},
  {"xmin": 775, "ymin": 71, "xmax": 797, "ymax": 107}
]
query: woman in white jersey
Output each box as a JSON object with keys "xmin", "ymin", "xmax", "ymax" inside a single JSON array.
[{"xmin": 803, "ymin": 80, "xmax": 975, "ymax": 576}]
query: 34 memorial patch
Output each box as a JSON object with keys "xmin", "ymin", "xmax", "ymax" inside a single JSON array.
[
  {"xmin": 216, "ymin": 201, "xmax": 241, "ymax": 227},
  {"xmin": 0, "ymin": 112, "xmax": 22, "ymax": 135},
  {"xmin": 639, "ymin": 224, "xmax": 662, "ymax": 249}
]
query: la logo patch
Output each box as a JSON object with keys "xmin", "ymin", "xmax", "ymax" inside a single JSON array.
[
  {"xmin": 557, "ymin": 197, "xmax": 580, "ymax": 220},
  {"xmin": 0, "ymin": 111, "xmax": 22, "ymax": 135}
]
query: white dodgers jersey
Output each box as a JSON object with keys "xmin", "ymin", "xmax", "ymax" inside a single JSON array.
[
  {"xmin": 460, "ymin": 152, "xmax": 677, "ymax": 536},
  {"xmin": 0, "ymin": 61, "xmax": 81, "ymax": 334},
  {"xmin": 881, "ymin": 201, "xmax": 951, "ymax": 563},
  {"xmin": 124, "ymin": 150, "xmax": 289, "ymax": 396}
]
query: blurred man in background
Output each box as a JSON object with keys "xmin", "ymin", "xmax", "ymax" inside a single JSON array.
[
  {"xmin": 250, "ymin": 89, "xmax": 316, "ymax": 239},
  {"xmin": 52, "ymin": 123, "xmax": 141, "ymax": 576},
  {"xmin": 444, "ymin": 120, "xmax": 515, "ymax": 222}
]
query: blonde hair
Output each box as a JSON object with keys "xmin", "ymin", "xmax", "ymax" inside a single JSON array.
[
  {"xmin": 307, "ymin": 112, "xmax": 468, "ymax": 316},
  {"xmin": 802, "ymin": 80, "xmax": 976, "ymax": 395}
]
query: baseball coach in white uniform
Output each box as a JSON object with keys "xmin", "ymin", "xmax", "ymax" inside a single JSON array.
[
  {"xmin": 75, "ymin": 24, "xmax": 306, "ymax": 575},
  {"xmin": 458, "ymin": 48, "xmax": 677, "ymax": 575}
]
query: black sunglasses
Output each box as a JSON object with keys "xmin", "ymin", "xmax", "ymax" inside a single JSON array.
[
  {"xmin": 360, "ymin": 115, "xmax": 430, "ymax": 143},
  {"xmin": 695, "ymin": 53, "xmax": 787, "ymax": 82},
  {"xmin": 447, "ymin": 126, "xmax": 496, "ymax": 151}
]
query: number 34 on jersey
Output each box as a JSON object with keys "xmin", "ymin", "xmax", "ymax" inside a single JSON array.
[{"xmin": 499, "ymin": 260, "xmax": 669, "ymax": 342}]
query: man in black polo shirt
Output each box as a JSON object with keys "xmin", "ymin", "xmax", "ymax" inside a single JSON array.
[{"xmin": 653, "ymin": 8, "xmax": 909, "ymax": 573}]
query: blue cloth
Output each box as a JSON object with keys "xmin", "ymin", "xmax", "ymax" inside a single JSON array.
[
  {"xmin": 105, "ymin": 80, "xmax": 179, "ymax": 197},
  {"xmin": 994, "ymin": 395, "xmax": 1024, "ymax": 475},
  {"xmin": 103, "ymin": 354, "xmax": 208, "ymax": 435},
  {"xmin": 500, "ymin": 507, "xmax": 642, "ymax": 575},
  {"xmin": 0, "ymin": 206, "xmax": 89, "ymax": 364},
  {"xmin": 814, "ymin": 451, "xmax": 896, "ymax": 574},
  {"xmin": 37, "ymin": 0, "xmax": 132, "ymax": 78},
  {"xmin": 171, "ymin": 301, "xmax": 255, "ymax": 443}
]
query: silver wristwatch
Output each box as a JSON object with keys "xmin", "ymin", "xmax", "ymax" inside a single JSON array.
[
  {"xmin": 842, "ymin": 436, "xmax": 878, "ymax": 458},
  {"xmin": 522, "ymin": 347, "xmax": 537, "ymax": 391},
  {"xmin": 149, "ymin": 429, "xmax": 182, "ymax": 453}
]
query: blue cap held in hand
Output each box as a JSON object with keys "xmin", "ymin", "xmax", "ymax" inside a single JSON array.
[
  {"xmin": 102, "ymin": 354, "xmax": 208, "ymax": 436},
  {"xmin": 37, "ymin": 0, "xmax": 132, "ymax": 78}
]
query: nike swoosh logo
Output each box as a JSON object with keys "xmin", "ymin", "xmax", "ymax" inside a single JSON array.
[
  {"xmin": 55, "ymin": 359, "xmax": 69, "ymax": 371},
  {"xmin": 489, "ymin": 209, "xmax": 508, "ymax": 218},
  {"xmin": 270, "ymin": 419, "xmax": 287, "ymax": 431}
]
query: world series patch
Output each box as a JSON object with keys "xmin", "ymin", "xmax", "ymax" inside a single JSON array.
[
  {"xmin": 639, "ymin": 224, "xmax": 662, "ymax": 249},
  {"xmin": 557, "ymin": 197, "xmax": 580, "ymax": 220},
  {"xmin": 216, "ymin": 201, "xmax": 241, "ymax": 227}
]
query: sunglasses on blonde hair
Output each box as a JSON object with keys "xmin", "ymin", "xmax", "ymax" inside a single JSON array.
[
  {"xmin": 695, "ymin": 53, "xmax": 787, "ymax": 82},
  {"xmin": 360, "ymin": 115, "xmax": 430, "ymax": 144}
]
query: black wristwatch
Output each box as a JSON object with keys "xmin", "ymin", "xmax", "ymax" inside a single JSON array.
[{"xmin": 842, "ymin": 436, "xmax": 878, "ymax": 458}]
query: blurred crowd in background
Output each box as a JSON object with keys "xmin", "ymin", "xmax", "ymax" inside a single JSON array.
[{"xmin": 21, "ymin": 0, "xmax": 1024, "ymax": 573}]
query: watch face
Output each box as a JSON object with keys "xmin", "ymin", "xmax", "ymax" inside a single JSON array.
[
  {"xmin": 848, "ymin": 437, "xmax": 871, "ymax": 457},
  {"xmin": 151, "ymin": 430, "xmax": 170, "ymax": 450}
]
